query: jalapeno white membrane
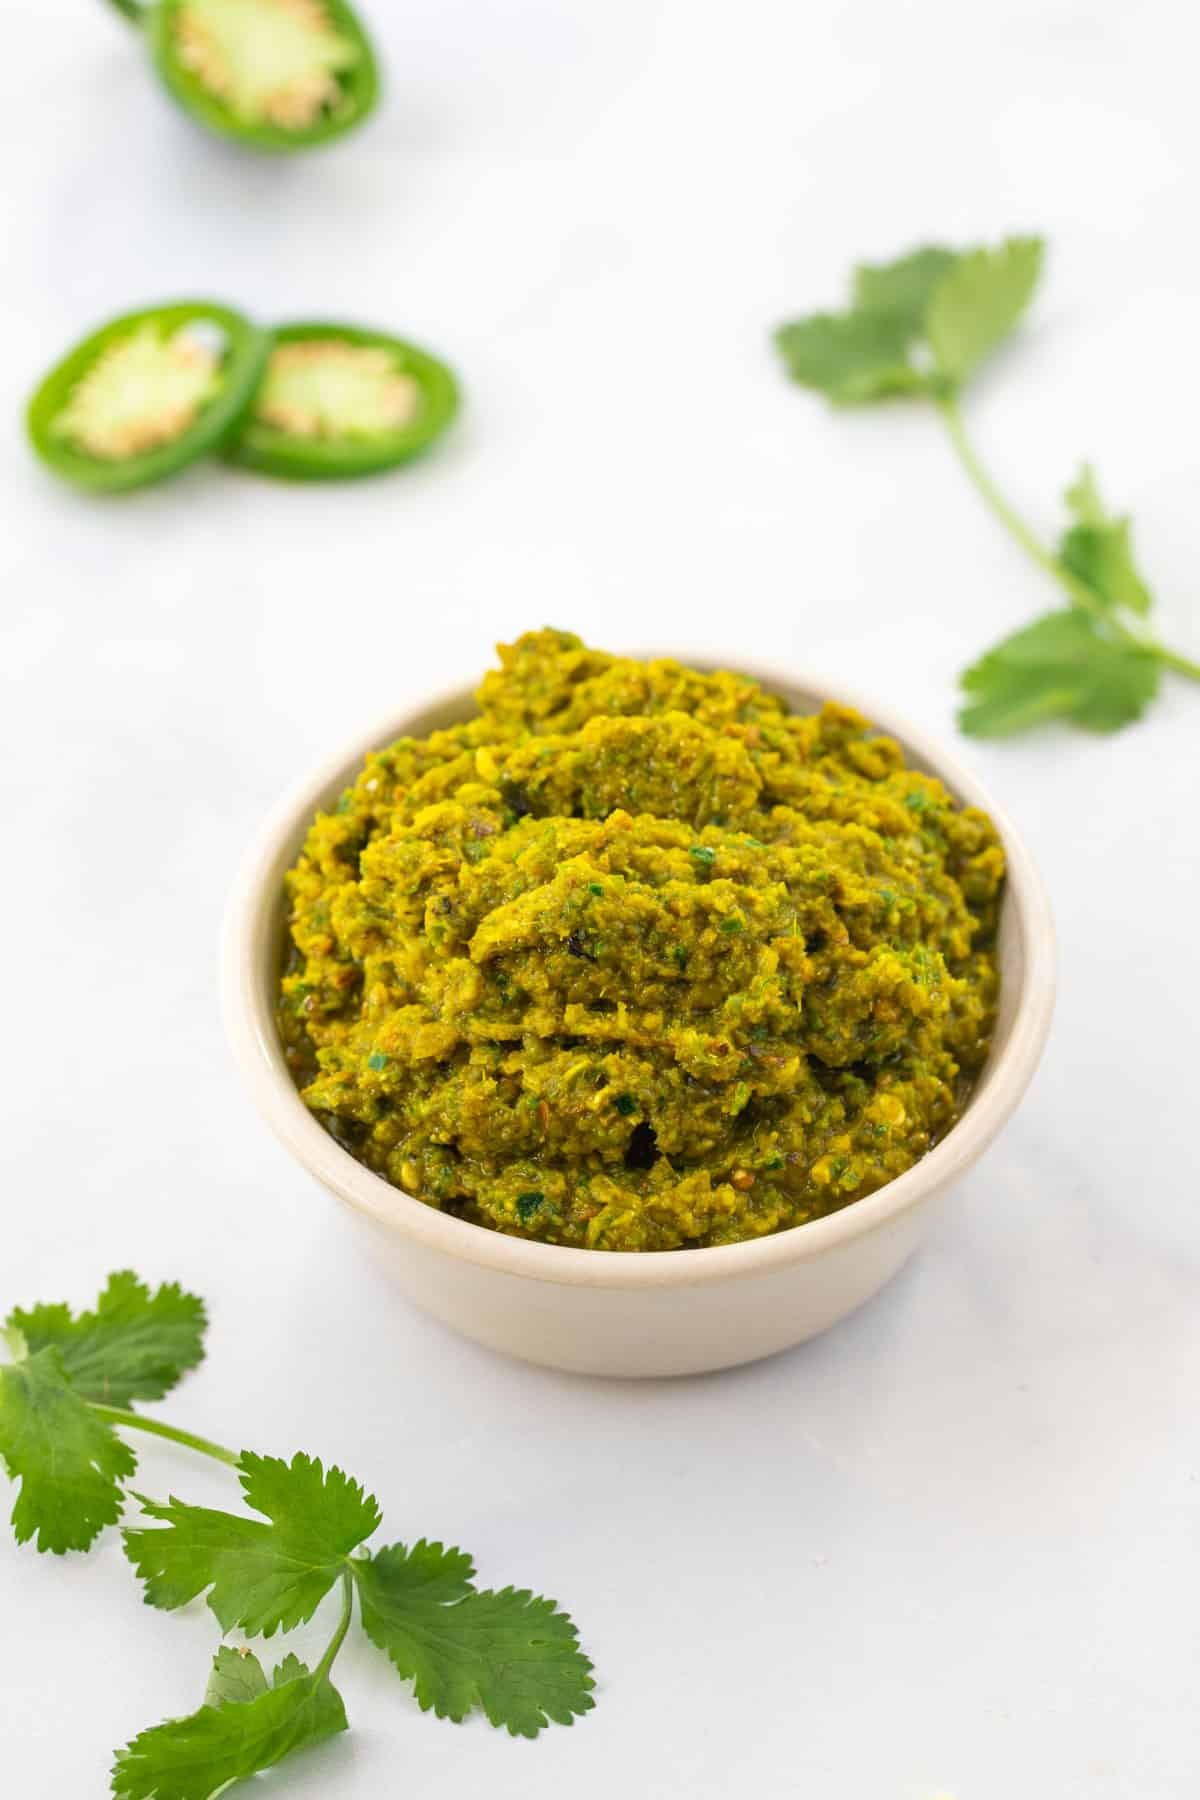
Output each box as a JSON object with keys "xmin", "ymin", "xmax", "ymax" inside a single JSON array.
[
  {"xmin": 253, "ymin": 339, "xmax": 423, "ymax": 440},
  {"xmin": 50, "ymin": 319, "xmax": 227, "ymax": 461}
]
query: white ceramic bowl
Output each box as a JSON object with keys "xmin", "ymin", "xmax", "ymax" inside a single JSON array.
[{"xmin": 222, "ymin": 659, "xmax": 1055, "ymax": 1378}]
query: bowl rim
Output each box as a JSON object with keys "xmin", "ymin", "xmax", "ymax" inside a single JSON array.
[{"xmin": 221, "ymin": 653, "xmax": 1056, "ymax": 1291}]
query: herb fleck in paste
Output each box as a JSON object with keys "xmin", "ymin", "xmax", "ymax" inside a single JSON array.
[{"xmin": 278, "ymin": 631, "xmax": 1003, "ymax": 1250}]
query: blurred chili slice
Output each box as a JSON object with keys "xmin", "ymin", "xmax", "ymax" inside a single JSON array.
[
  {"xmin": 228, "ymin": 322, "xmax": 460, "ymax": 480},
  {"xmin": 27, "ymin": 300, "xmax": 269, "ymax": 493},
  {"xmin": 106, "ymin": 0, "xmax": 379, "ymax": 152}
]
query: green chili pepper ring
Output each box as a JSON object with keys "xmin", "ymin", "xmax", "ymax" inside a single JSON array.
[
  {"xmin": 27, "ymin": 300, "xmax": 270, "ymax": 494},
  {"xmin": 228, "ymin": 322, "xmax": 460, "ymax": 480},
  {"xmin": 135, "ymin": 0, "xmax": 380, "ymax": 152}
]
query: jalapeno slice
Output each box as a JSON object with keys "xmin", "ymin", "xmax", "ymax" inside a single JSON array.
[
  {"xmin": 228, "ymin": 322, "xmax": 460, "ymax": 479},
  {"xmin": 27, "ymin": 301, "xmax": 269, "ymax": 493},
  {"xmin": 107, "ymin": 0, "xmax": 379, "ymax": 152}
]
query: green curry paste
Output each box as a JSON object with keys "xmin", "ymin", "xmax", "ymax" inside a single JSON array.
[{"xmin": 278, "ymin": 631, "xmax": 1004, "ymax": 1250}]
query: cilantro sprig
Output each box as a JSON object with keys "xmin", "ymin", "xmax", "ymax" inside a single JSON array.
[
  {"xmin": 0, "ymin": 1274, "xmax": 595, "ymax": 1797},
  {"xmin": 774, "ymin": 236, "xmax": 1200, "ymax": 735}
]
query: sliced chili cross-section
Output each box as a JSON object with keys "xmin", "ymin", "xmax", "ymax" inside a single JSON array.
[
  {"xmin": 106, "ymin": 0, "xmax": 379, "ymax": 152},
  {"xmin": 229, "ymin": 322, "xmax": 459, "ymax": 479},
  {"xmin": 27, "ymin": 300, "xmax": 269, "ymax": 493}
]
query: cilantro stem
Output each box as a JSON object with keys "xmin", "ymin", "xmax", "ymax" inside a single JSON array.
[
  {"xmin": 936, "ymin": 392, "xmax": 1076, "ymax": 592},
  {"xmin": 102, "ymin": 0, "xmax": 147, "ymax": 21},
  {"xmin": 315, "ymin": 1572, "xmax": 355, "ymax": 1681},
  {"xmin": 88, "ymin": 1405, "xmax": 240, "ymax": 1469},
  {"xmin": 937, "ymin": 392, "xmax": 1200, "ymax": 684},
  {"xmin": 1157, "ymin": 644, "xmax": 1200, "ymax": 681}
]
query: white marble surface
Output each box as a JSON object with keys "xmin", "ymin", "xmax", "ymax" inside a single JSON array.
[{"xmin": 2, "ymin": 1, "xmax": 1199, "ymax": 1795}]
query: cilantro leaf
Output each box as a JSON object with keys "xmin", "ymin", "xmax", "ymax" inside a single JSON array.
[
  {"xmin": 7, "ymin": 1271, "xmax": 207, "ymax": 1407},
  {"xmin": 927, "ymin": 236, "xmax": 1044, "ymax": 384},
  {"xmin": 123, "ymin": 1452, "xmax": 381, "ymax": 1637},
  {"xmin": 1058, "ymin": 464, "xmax": 1152, "ymax": 616},
  {"xmin": 354, "ymin": 1541, "xmax": 596, "ymax": 1737},
  {"xmin": 774, "ymin": 308, "xmax": 923, "ymax": 404},
  {"xmin": 0, "ymin": 1347, "xmax": 136, "ymax": 1553},
  {"xmin": 204, "ymin": 1645, "xmax": 269, "ymax": 1708},
  {"xmin": 2, "ymin": 1264, "xmax": 600, "ymax": 1790},
  {"xmin": 959, "ymin": 608, "xmax": 1161, "ymax": 735},
  {"xmin": 777, "ymin": 238, "xmax": 1044, "ymax": 404},
  {"xmin": 1064, "ymin": 462, "xmax": 1108, "ymax": 527},
  {"xmin": 851, "ymin": 245, "xmax": 959, "ymax": 336},
  {"xmin": 271, "ymin": 1652, "xmax": 311, "ymax": 1686},
  {"xmin": 112, "ymin": 1657, "xmax": 348, "ymax": 1800}
]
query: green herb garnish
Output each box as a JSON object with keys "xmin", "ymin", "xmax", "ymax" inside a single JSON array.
[
  {"xmin": 774, "ymin": 236, "xmax": 1200, "ymax": 736},
  {"xmin": 0, "ymin": 1273, "xmax": 594, "ymax": 1796}
]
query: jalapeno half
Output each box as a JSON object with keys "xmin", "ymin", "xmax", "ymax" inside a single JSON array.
[
  {"xmin": 27, "ymin": 300, "xmax": 269, "ymax": 493},
  {"xmin": 228, "ymin": 322, "xmax": 460, "ymax": 479},
  {"xmin": 105, "ymin": 0, "xmax": 379, "ymax": 152}
]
